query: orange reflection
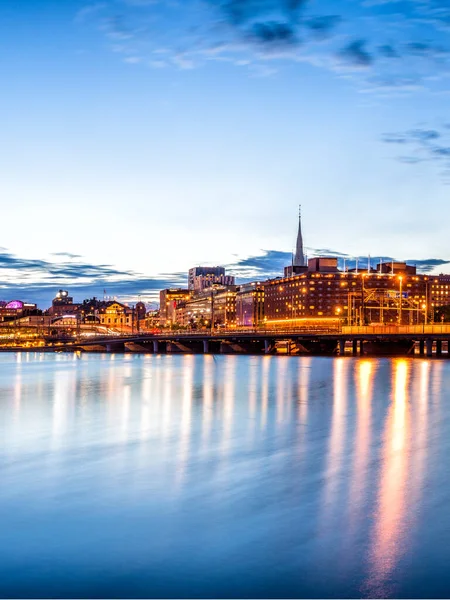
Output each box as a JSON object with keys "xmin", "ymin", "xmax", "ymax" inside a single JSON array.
[
  {"xmin": 161, "ymin": 356, "xmax": 173, "ymax": 439},
  {"xmin": 408, "ymin": 360, "xmax": 429, "ymax": 501},
  {"xmin": 298, "ymin": 357, "xmax": 312, "ymax": 423},
  {"xmin": 260, "ymin": 357, "xmax": 271, "ymax": 429},
  {"xmin": 201, "ymin": 355, "xmax": 214, "ymax": 445},
  {"xmin": 365, "ymin": 359, "xmax": 411, "ymax": 597},
  {"xmin": 347, "ymin": 360, "xmax": 375, "ymax": 537},
  {"xmin": 248, "ymin": 358, "xmax": 257, "ymax": 420},
  {"xmin": 276, "ymin": 357, "xmax": 288, "ymax": 425},
  {"xmin": 321, "ymin": 358, "xmax": 350, "ymax": 518},
  {"xmin": 221, "ymin": 356, "xmax": 236, "ymax": 452},
  {"xmin": 175, "ymin": 355, "xmax": 194, "ymax": 488}
]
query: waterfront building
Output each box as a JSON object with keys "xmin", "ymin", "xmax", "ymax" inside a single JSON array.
[
  {"xmin": 212, "ymin": 287, "xmax": 237, "ymax": 327},
  {"xmin": 173, "ymin": 286, "xmax": 237, "ymax": 328},
  {"xmin": 432, "ymin": 275, "xmax": 450, "ymax": 309},
  {"xmin": 99, "ymin": 301, "xmax": 133, "ymax": 328},
  {"xmin": 264, "ymin": 261, "xmax": 430, "ymax": 326},
  {"xmin": 47, "ymin": 290, "xmax": 81, "ymax": 317},
  {"xmin": 159, "ymin": 289, "xmax": 191, "ymax": 326},
  {"xmin": 0, "ymin": 300, "xmax": 39, "ymax": 322},
  {"xmin": 188, "ymin": 266, "xmax": 235, "ymax": 293},
  {"xmin": 176, "ymin": 294, "xmax": 212, "ymax": 328},
  {"xmin": 236, "ymin": 282, "xmax": 265, "ymax": 327}
]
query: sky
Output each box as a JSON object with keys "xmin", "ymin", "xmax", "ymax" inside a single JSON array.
[{"xmin": 1, "ymin": 0, "xmax": 450, "ymax": 306}]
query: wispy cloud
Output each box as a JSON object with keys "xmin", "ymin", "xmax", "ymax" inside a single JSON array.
[
  {"xmin": 382, "ymin": 125, "xmax": 450, "ymax": 180},
  {"xmin": 75, "ymin": 0, "xmax": 450, "ymax": 95}
]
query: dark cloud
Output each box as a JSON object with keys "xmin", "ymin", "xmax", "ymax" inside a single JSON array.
[
  {"xmin": 227, "ymin": 249, "xmax": 292, "ymax": 280},
  {"xmin": 409, "ymin": 128, "xmax": 440, "ymax": 141},
  {"xmin": 210, "ymin": 0, "xmax": 306, "ymax": 26},
  {"xmin": 249, "ymin": 21, "xmax": 298, "ymax": 46},
  {"xmin": 338, "ymin": 40, "xmax": 373, "ymax": 67},
  {"xmin": 1, "ymin": 247, "xmax": 448, "ymax": 308},
  {"xmin": 382, "ymin": 125, "xmax": 450, "ymax": 180},
  {"xmin": 304, "ymin": 15, "xmax": 341, "ymax": 39},
  {"xmin": 378, "ymin": 44, "xmax": 399, "ymax": 59},
  {"xmin": 404, "ymin": 41, "xmax": 448, "ymax": 58},
  {"xmin": 51, "ymin": 252, "xmax": 83, "ymax": 259}
]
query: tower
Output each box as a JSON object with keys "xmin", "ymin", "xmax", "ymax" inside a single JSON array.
[{"xmin": 293, "ymin": 205, "xmax": 306, "ymax": 267}]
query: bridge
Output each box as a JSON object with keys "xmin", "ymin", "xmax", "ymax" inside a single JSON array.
[{"xmin": 47, "ymin": 324, "xmax": 450, "ymax": 357}]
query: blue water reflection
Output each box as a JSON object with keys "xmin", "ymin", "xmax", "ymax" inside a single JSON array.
[{"xmin": 1, "ymin": 353, "xmax": 450, "ymax": 598}]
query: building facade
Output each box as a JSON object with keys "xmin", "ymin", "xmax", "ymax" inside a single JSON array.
[
  {"xmin": 159, "ymin": 289, "xmax": 191, "ymax": 326},
  {"xmin": 236, "ymin": 283, "xmax": 265, "ymax": 327},
  {"xmin": 47, "ymin": 290, "xmax": 81, "ymax": 317},
  {"xmin": 99, "ymin": 302, "xmax": 133, "ymax": 328},
  {"xmin": 264, "ymin": 263, "xmax": 431, "ymax": 326},
  {"xmin": 188, "ymin": 266, "xmax": 235, "ymax": 293}
]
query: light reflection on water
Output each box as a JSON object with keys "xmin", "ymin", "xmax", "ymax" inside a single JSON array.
[{"xmin": 1, "ymin": 353, "xmax": 450, "ymax": 598}]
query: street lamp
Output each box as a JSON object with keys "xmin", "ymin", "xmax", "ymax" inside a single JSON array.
[{"xmin": 422, "ymin": 303, "xmax": 427, "ymax": 326}]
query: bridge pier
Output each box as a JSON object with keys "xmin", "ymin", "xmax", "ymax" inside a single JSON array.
[
  {"xmin": 106, "ymin": 342, "xmax": 125, "ymax": 353},
  {"xmin": 352, "ymin": 340, "xmax": 358, "ymax": 355},
  {"xmin": 152, "ymin": 340, "xmax": 159, "ymax": 353},
  {"xmin": 426, "ymin": 338, "xmax": 433, "ymax": 357},
  {"xmin": 419, "ymin": 340, "xmax": 425, "ymax": 355},
  {"xmin": 203, "ymin": 340, "xmax": 209, "ymax": 354},
  {"xmin": 264, "ymin": 339, "xmax": 271, "ymax": 354},
  {"xmin": 436, "ymin": 340, "xmax": 442, "ymax": 356},
  {"xmin": 339, "ymin": 339, "xmax": 346, "ymax": 355},
  {"xmin": 360, "ymin": 340, "xmax": 365, "ymax": 355}
]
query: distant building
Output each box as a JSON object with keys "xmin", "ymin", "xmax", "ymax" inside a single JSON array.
[
  {"xmin": 0, "ymin": 300, "xmax": 39, "ymax": 322},
  {"xmin": 284, "ymin": 207, "xmax": 308, "ymax": 277},
  {"xmin": 47, "ymin": 290, "xmax": 81, "ymax": 317},
  {"xmin": 264, "ymin": 267, "xmax": 429, "ymax": 325},
  {"xmin": 188, "ymin": 266, "xmax": 235, "ymax": 293},
  {"xmin": 99, "ymin": 301, "xmax": 133, "ymax": 328},
  {"xmin": 160, "ymin": 289, "xmax": 191, "ymax": 326},
  {"xmin": 307, "ymin": 257, "xmax": 339, "ymax": 273},
  {"xmin": 176, "ymin": 294, "xmax": 212, "ymax": 328},
  {"xmin": 212, "ymin": 287, "xmax": 238, "ymax": 327},
  {"xmin": 236, "ymin": 283, "xmax": 265, "ymax": 327}
]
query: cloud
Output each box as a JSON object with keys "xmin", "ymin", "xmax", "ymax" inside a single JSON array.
[
  {"xmin": 382, "ymin": 125, "xmax": 450, "ymax": 180},
  {"xmin": 74, "ymin": 2, "xmax": 107, "ymax": 24},
  {"xmin": 74, "ymin": 0, "xmax": 450, "ymax": 96},
  {"xmin": 1, "ymin": 247, "xmax": 449, "ymax": 307},
  {"xmin": 337, "ymin": 39, "xmax": 373, "ymax": 67}
]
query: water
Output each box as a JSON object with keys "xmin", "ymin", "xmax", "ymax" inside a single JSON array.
[{"xmin": 0, "ymin": 352, "xmax": 449, "ymax": 598}]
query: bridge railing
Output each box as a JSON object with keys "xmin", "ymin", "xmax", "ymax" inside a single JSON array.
[{"xmin": 342, "ymin": 325, "xmax": 450, "ymax": 335}]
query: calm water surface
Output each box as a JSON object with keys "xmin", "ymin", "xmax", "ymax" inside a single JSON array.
[{"xmin": 1, "ymin": 352, "xmax": 449, "ymax": 598}]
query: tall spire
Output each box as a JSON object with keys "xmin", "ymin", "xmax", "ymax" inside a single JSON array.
[{"xmin": 293, "ymin": 205, "xmax": 306, "ymax": 267}]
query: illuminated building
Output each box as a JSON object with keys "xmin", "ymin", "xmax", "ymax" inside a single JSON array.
[
  {"xmin": 0, "ymin": 300, "xmax": 39, "ymax": 322},
  {"xmin": 264, "ymin": 262, "xmax": 430, "ymax": 326},
  {"xmin": 431, "ymin": 275, "xmax": 450, "ymax": 318},
  {"xmin": 159, "ymin": 289, "xmax": 191, "ymax": 326},
  {"xmin": 211, "ymin": 287, "xmax": 237, "ymax": 327},
  {"xmin": 173, "ymin": 286, "xmax": 237, "ymax": 328},
  {"xmin": 99, "ymin": 301, "xmax": 133, "ymax": 328},
  {"xmin": 188, "ymin": 266, "xmax": 235, "ymax": 293},
  {"xmin": 48, "ymin": 290, "xmax": 81, "ymax": 317},
  {"xmin": 176, "ymin": 294, "xmax": 212, "ymax": 328},
  {"xmin": 236, "ymin": 282, "xmax": 265, "ymax": 327}
]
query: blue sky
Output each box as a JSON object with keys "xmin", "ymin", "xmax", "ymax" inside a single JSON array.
[{"xmin": 1, "ymin": 0, "xmax": 450, "ymax": 306}]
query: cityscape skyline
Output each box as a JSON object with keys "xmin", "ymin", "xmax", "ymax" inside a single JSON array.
[{"xmin": 2, "ymin": 0, "xmax": 450, "ymax": 308}]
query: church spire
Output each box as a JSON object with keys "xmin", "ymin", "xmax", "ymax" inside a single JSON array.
[{"xmin": 293, "ymin": 205, "xmax": 306, "ymax": 267}]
